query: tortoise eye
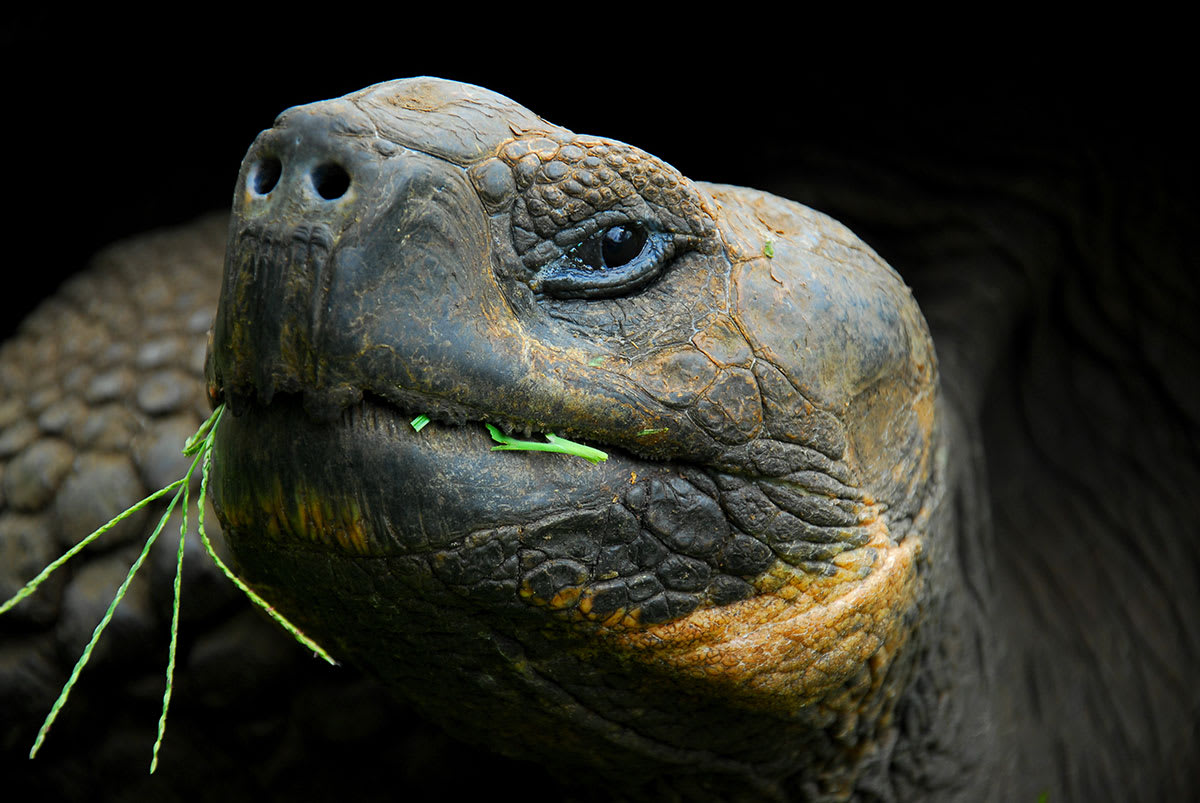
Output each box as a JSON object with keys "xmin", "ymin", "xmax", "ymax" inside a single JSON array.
[
  {"xmin": 600, "ymin": 224, "xmax": 648, "ymax": 268},
  {"xmin": 570, "ymin": 224, "xmax": 650, "ymax": 271},
  {"xmin": 534, "ymin": 223, "xmax": 672, "ymax": 300}
]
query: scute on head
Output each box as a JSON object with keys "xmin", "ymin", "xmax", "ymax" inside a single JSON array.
[
  {"xmin": 712, "ymin": 183, "xmax": 939, "ymax": 519},
  {"xmin": 351, "ymin": 76, "xmax": 571, "ymax": 164}
]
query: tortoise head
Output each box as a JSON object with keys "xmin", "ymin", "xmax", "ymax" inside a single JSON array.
[{"xmin": 208, "ymin": 77, "xmax": 942, "ymax": 793}]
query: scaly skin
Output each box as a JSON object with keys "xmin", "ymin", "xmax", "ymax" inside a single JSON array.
[{"xmin": 207, "ymin": 78, "xmax": 983, "ymax": 801}]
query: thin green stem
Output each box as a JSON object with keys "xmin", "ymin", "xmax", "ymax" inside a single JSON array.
[
  {"xmin": 0, "ymin": 481, "xmax": 183, "ymax": 616},
  {"xmin": 195, "ymin": 415, "xmax": 337, "ymax": 665},
  {"xmin": 29, "ymin": 470, "xmax": 193, "ymax": 758},
  {"xmin": 182, "ymin": 406, "xmax": 222, "ymax": 455},
  {"xmin": 8, "ymin": 401, "xmax": 337, "ymax": 769},
  {"xmin": 150, "ymin": 479, "xmax": 188, "ymax": 774}
]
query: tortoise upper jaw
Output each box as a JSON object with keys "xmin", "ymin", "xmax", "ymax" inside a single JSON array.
[{"xmin": 212, "ymin": 100, "xmax": 512, "ymax": 424}]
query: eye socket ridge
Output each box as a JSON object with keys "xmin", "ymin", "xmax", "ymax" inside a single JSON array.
[{"xmin": 535, "ymin": 222, "xmax": 675, "ymax": 300}]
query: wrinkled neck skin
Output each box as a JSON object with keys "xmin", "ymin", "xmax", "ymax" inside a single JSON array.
[
  {"xmin": 903, "ymin": 372, "xmax": 1002, "ymax": 802},
  {"xmin": 845, "ymin": 387, "xmax": 1001, "ymax": 803},
  {"xmin": 821, "ymin": 142, "xmax": 1200, "ymax": 801}
]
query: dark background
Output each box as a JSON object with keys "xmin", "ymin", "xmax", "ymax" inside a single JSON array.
[{"xmin": 4, "ymin": 21, "xmax": 1189, "ymax": 339}]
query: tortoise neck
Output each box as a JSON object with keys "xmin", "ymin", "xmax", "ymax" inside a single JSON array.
[{"xmin": 857, "ymin": 398, "xmax": 1005, "ymax": 801}]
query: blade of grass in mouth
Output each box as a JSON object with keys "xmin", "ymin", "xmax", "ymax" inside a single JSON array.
[
  {"xmin": 2, "ymin": 404, "xmax": 610, "ymax": 770},
  {"xmin": 485, "ymin": 423, "xmax": 608, "ymax": 464},
  {"xmin": 0, "ymin": 404, "xmax": 335, "ymax": 772}
]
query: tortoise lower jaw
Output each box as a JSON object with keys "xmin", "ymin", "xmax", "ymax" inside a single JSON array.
[
  {"xmin": 209, "ymin": 392, "xmax": 926, "ymax": 784},
  {"xmin": 209, "ymin": 393, "xmax": 640, "ymax": 554},
  {"xmin": 210, "ymin": 391, "xmax": 893, "ymax": 623},
  {"xmin": 212, "ymin": 393, "xmax": 780, "ymax": 632}
]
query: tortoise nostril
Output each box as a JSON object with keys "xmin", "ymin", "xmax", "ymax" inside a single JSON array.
[
  {"xmin": 312, "ymin": 163, "xmax": 350, "ymax": 200},
  {"xmin": 250, "ymin": 156, "xmax": 282, "ymax": 195}
]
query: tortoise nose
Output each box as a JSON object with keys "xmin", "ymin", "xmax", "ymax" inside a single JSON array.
[
  {"xmin": 246, "ymin": 155, "xmax": 349, "ymax": 201},
  {"xmin": 234, "ymin": 98, "xmax": 381, "ymax": 221}
]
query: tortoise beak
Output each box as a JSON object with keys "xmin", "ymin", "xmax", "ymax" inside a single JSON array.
[{"xmin": 212, "ymin": 99, "xmax": 505, "ymax": 422}]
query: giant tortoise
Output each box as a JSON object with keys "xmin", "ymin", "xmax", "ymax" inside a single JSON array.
[{"xmin": 2, "ymin": 74, "xmax": 1196, "ymax": 802}]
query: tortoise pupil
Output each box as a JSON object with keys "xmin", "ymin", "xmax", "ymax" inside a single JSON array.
[{"xmin": 601, "ymin": 225, "xmax": 647, "ymax": 267}]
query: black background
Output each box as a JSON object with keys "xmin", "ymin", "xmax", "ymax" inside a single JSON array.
[{"xmin": 4, "ymin": 20, "xmax": 1190, "ymax": 338}]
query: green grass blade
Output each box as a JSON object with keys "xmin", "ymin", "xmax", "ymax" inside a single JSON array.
[
  {"xmin": 11, "ymin": 401, "xmax": 337, "ymax": 770},
  {"xmin": 1, "ymin": 481, "xmax": 183, "ymax": 616},
  {"xmin": 485, "ymin": 424, "xmax": 607, "ymax": 464},
  {"xmin": 542, "ymin": 434, "xmax": 609, "ymax": 464},
  {"xmin": 410, "ymin": 414, "xmax": 430, "ymax": 432},
  {"xmin": 150, "ymin": 480, "xmax": 189, "ymax": 774},
  {"xmin": 194, "ymin": 422, "xmax": 337, "ymax": 666},
  {"xmin": 29, "ymin": 475, "xmax": 191, "ymax": 758},
  {"xmin": 182, "ymin": 405, "xmax": 223, "ymax": 455}
]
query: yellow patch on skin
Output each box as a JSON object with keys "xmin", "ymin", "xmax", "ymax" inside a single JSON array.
[
  {"xmin": 602, "ymin": 513, "xmax": 921, "ymax": 715},
  {"xmin": 911, "ymin": 389, "xmax": 937, "ymax": 482},
  {"xmin": 546, "ymin": 586, "xmax": 583, "ymax": 610},
  {"xmin": 224, "ymin": 482, "xmax": 371, "ymax": 555}
]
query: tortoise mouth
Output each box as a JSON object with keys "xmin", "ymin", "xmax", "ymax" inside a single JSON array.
[
  {"xmin": 210, "ymin": 392, "xmax": 784, "ymax": 626},
  {"xmin": 211, "ymin": 393, "xmax": 644, "ymax": 550},
  {"xmin": 209, "ymin": 384, "xmax": 894, "ymax": 633}
]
